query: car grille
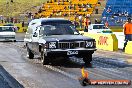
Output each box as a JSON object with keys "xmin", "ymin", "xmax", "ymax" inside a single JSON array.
[{"xmin": 58, "ymin": 42, "xmax": 85, "ymax": 49}]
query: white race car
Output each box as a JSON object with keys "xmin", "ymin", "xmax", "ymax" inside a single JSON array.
[
  {"xmin": 0, "ymin": 26, "xmax": 17, "ymax": 41},
  {"xmin": 88, "ymin": 24, "xmax": 112, "ymax": 33}
]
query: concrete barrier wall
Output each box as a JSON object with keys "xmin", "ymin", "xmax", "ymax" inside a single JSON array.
[
  {"xmin": 113, "ymin": 32, "xmax": 125, "ymax": 49},
  {"xmin": 125, "ymin": 41, "xmax": 132, "ymax": 54},
  {"xmin": 80, "ymin": 31, "xmax": 118, "ymax": 51}
]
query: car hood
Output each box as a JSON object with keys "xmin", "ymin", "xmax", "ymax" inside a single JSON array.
[{"xmin": 42, "ymin": 35, "xmax": 94, "ymax": 42}]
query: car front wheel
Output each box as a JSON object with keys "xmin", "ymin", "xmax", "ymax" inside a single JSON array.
[
  {"xmin": 27, "ymin": 46, "xmax": 34, "ymax": 59},
  {"xmin": 41, "ymin": 52, "xmax": 49, "ymax": 65}
]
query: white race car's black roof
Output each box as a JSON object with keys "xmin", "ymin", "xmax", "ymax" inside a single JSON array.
[{"xmin": 41, "ymin": 18, "xmax": 72, "ymax": 25}]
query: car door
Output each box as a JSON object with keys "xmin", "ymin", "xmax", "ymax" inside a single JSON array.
[{"xmin": 31, "ymin": 27, "xmax": 40, "ymax": 54}]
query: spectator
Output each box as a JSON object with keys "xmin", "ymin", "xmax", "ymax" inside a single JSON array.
[
  {"xmin": 64, "ymin": 6, "xmax": 67, "ymax": 10},
  {"xmin": 57, "ymin": 0, "xmax": 60, "ymax": 5},
  {"xmin": 86, "ymin": 14, "xmax": 90, "ymax": 17},
  {"xmin": 0, "ymin": 15, "xmax": 3, "ymax": 23},
  {"xmin": 73, "ymin": 15, "xmax": 78, "ymax": 28},
  {"xmin": 123, "ymin": 21, "xmax": 128, "ymax": 28},
  {"xmin": 10, "ymin": 17, "xmax": 13, "ymax": 23},
  {"xmin": 98, "ymin": 2, "xmax": 101, "ymax": 5},
  {"xmin": 73, "ymin": 4, "xmax": 76, "ymax": 10},
  {"xmin": 48, "ymin": 5, "xmax": 50, "ymax": 9},
  {"xmin": 78, "ymin": 14, "xmax": 83, "ymax": 29},
  {"xmin": 84, "ymin": 16, "xmax": 90, "ymax": 32},
  {"xmin": 63, "ymin": 13, "xmax": 68, "ymax": 16},
  {"xmin": 105, "ymin": 21, "xmax": 109, "ymax": 28},
  {"xmin": 38, "ymin": 8, "xmax": 42, "ymax": 13},
  {"xmin": 11, "ymin": 0, "xmax": 13, "ymax": 3},
  {"xmin": 95, "ymin": 19, "xmax": 98, "ymax": 24},
  {"xmin": 13, "ymin": 18, "xmax": 17, "ymax": 23},
  {"xmin": 83, "ymin": 7, "xmax": 88, "ymax": 12},
  {"xmin": 106, "ymin": 6, "xmax": 111, "ymax": 13},
  {"xmin": 87, "ymin": 4, "xmax": 91, "ymax": 8},
  {"xmin": 125, "ymin": 11, "xmax": 129, "ymax": 17},
  {"xmin": 62, "ymin": 0, "xmax": 64, "ymax": 5},
  {"xmin": 6, "ymin": 17, "xmax": 9, "ymax": 23},
  {"xmin": 34, "ymin": 13, "xmax": 39, "ymax": 19},
  {"xmin": 28, "ymin": 12, "xmax": 32, "ymax": 18},
  {"xmin": 95, "ymin": 7, "xmax": 98, "ymax": 14},
  {"xmin": 22, "ymin": 21, "xmax": 24, "ymax": 27},
  {"xmin": 123, "ymin": 18, "xmax": 132, "ymax": 51}
]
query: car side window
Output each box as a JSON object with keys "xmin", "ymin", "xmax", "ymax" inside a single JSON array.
[
  {"xmin": 43, "ymin": 26, "xmax": 52, "ymax": 35},
  {"xmin": 93, "ymin": 25, "xmax": 98, "ymax": 29}
]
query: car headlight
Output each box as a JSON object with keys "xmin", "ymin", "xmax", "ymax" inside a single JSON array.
[
  {"xmin": 49, "ymin": 42, "xmax": 56, "ymax": 48},
  {"xmin": 85, "ymin": 41, "xmax": 94, "ymax": 47}
]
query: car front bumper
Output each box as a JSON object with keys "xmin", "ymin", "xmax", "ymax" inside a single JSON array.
[
  {"xmin": 0, "ymin": 36, "xmax": 16, "ymax": 41},
  {"xmin": 45, "ymin": 48, "xmax": 97, "ymax": 57}
]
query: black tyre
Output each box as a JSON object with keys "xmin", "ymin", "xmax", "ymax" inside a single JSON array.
[
  {"xmin": 41, "ymin": 52, "xmax": 49, "ymax": 65},
  {"xmin": 83, "ymin": 54, "xmax": 92, "ymax": 65},
  {"xmin": 13, "ymin": 40, "xmax": 16, "ymax": 42},
  {"xmin": 27, "ymin": 46, "xmax": 34, "ymax": 59}
]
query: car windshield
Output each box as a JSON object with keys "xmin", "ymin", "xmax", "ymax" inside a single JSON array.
[
  {"xmin": 40, "ymin": 23, "xmax": 79, "ymax": 35},
  {"xmin": 93, "ymin": 25, "xmax": 108, "ymax": 29},
  {"xmin": 0, "ymin": 27, "xmax": 14, "ymax": 32}
]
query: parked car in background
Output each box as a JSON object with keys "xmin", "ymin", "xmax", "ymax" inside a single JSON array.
[
  {"xmin": 0, "ymin": 26, "xmax": 17, "ymax": 41},
  {"xmin": 88, "ymin": 24, "xmax": 112, "ymax": 33}
]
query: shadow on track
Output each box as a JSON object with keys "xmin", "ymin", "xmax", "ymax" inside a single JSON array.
[{"xmin": 48, "ymin": 57, "xmax": 92, "ymax": 68}]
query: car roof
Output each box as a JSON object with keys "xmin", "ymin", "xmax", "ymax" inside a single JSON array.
[
  {"xmin": 29, "ymin": 18, "xmax": 71, "ymax": 26},
  {"xmin": 91, "ymin": 24, "xmax": 104, "ymax": 25},
  {"xmin": 41, "ymin": 18, "xmax": 72, "ymax": 25}
]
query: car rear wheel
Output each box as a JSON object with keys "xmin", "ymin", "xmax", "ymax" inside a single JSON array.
[
  {"xmin": 83, "ymin": 54, "xmax": 92, "ymax": 65},
  {"xmin": 41, "ymin": 52, "xmax": 49, "ymax": 65},
  {"xmin": 27, "ymin": 46, "xmax": 34, "ymax": 59}
]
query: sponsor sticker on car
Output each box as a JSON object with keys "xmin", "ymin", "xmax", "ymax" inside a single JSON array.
[{"xmin": 67, "ymin": 50, "xmax": 78, "ymax": 55}]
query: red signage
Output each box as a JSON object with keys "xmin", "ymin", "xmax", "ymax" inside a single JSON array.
[
  {"xmin": 98, "ymin": 36, "xmax": 108, "ymax": 45},
  {"xmin": 79, "ymin": 67, "xmax": 131, "ymax": 86}
]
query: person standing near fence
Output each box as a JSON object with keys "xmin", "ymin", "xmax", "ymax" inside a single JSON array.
[
  {"xmin": 78, "ymin": 14, "xmax": 82, "ymax": 29},
  {"xmin": 123, "ymin": 18, "xmax": 132, "ymax": 51},
  {"xmin": 84, "ymin": 16, "xmax": 90, "ymax": 32}
]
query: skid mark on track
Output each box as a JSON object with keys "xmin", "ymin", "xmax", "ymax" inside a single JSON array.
[{"xmin": 44, "ymin": 65, "xmax": 78, "ymax": 80}]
